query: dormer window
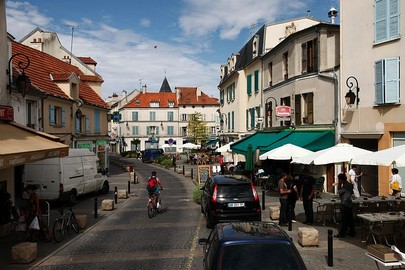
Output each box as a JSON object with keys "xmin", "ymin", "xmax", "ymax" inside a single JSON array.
[
  {"xmin": 252, "ymin": 35, "xmax": 259, "ymax": 57},
  {"xmin": 136, "ymin": 100, "xmax": 140, "ymax": 105},
  {"xmin": 150, "ymin": 101, "xmax": 159, "ymax": 107},
  {"xmin": 168, "ymin": 101, "xmax": 174, "ymax": 108}
]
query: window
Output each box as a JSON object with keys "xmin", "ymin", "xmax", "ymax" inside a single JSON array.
[
  {"xmin": 150, "ymin": 111, "xmax": 156, "ymax": 121},
  {"xmin": 167, "ymin": 126, "xmax": 174, "ymax": 135},
  {"xmin": 132, "ymin": 126, "xmax": 139, "ymax": 135},
  {"xmin": 254, "ymin": 70, "xmax": 259, "ymax": 92},
  {"xmin": 168, "ymin": 101, "xmax": 175, "ymax": 108},
  {"xmin": 294, "ymin": 94, "xmax": 302, "ymax": 125},
  {"xmin": 75, "ymin": 114, "xmax": 85, "ymax": 134},
  {"xmin": 167, "ymin": 111, "xmax": 174, "ymax": 121},
  {"xmin": 181, "ymin": 114, "xmax": 187, "ymax": 121},
  {"xmin": 247, "ymin": 74, "xmax": 252, "ymax": 95},
  {"xmin": 374, "ymin": 0, "xmax": 400, "ymax": 43},
  {"xmin": 302, "ymin": 93, "xmax": 313, "ymax": 124},
  {"xmin": 301, "ymin": 39, "xmax": 318, "ymax": 73},
  {"xmin": 26, "ymin": 100, "xmax": 38, "ymax": 129},
  {"xmin": 283, "ymin": 52, "xmax": 289, "ymax": 80},
  {"xmin": 86, "ymin": 116, "xmax": 90, "ymax": 134},
  {"xmin": 182, "ymin": 127, "xmax": 187, "ymax": 137},
  {"xmin": 268, "ymin": 62, "xmax": 273, "ymax": 86},
  {"xmin": 231, "ymin": 111, "xmax": 234, "ymax": 131},
  {"xmin": 49, "ymin": 105, "xmax": 65, "ymax": 127},
  {"xmin": 94, "ymin": 111, "xmax": 100, "ymax": 133},
  {"xmin": 250, "ymin": 108, "xmax": 255, "ymax": 130},
  {"xmin": 220, "ymin": 90, "xmax": 224, "ymax": 105},
  {"xmin": 132, "ymin": 111, "xmax": 138, "ymax": 121},
  {"xmin": 226, "ymin": 83, "xmax": 235, "ymax": 102},
  {"xmin": 375, "ymin": 57, "xmax": 400, "ymax": 104},
  {"xmin": 252, "ymin": 35, "xmax": 259, "ymax": 57},
  {"xmin": 150, "ymin": 102, "xmax": 160, "ymax": 107}
]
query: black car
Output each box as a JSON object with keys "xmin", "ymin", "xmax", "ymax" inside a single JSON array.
[
  {"xmin": 199, "ymin": 222, "xmax": 307, "ymax": 270},
  {"xmin": 200, "ymin": 175, "xmax": 261, "ymax": 228}
]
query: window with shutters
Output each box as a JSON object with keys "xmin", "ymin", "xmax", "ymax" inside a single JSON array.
[
  {"xmin": 49, "ymin": 105, "xmax": 65, "ymax": 127},
  {"xmin": 254, "ymin": 70, "xmax": 259, "ymax": 92},
  {"xmin": 132, "ymin": 111, "xmax": 138, "ymax": 121},
  {"xmin": 283, "ymin": 52, "xmax": 289, "ymax": 80},
  {"xmin": 375, "ymin": 57, "xmax": 400, "ymax": 105},
  {"xmin": 374, "ymin": 0, "xmax": 400, "ymax": 43},
  {"xmin": 94, "ymin": 111, "xmax": 100, "ymax": 133},
  {"xmin": 247, "ymin": 74, "xmax": 252, "ymax": 95},
  {"xmin": 301, "ymin": 39, "xmax": 318, "ymax": 73}
]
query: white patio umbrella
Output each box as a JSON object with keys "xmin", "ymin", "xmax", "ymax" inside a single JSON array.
[
  {"xmin": 181, "ymin": 142, "xmax": 200, "ymax": 150},
  {"xmin": 351, "ymin": 144, "xmax": 405, "ymax": 166},
  {"xmin": 259, "ymin": 143, "xmax": 314, "ymax": 160},
  {"xmin": 215, "ymin": 142, "xmax": 234, "ymax": 153},
  {"xmin": 291, "ymin": 143, "xmax": 373, "ymax": 165}
]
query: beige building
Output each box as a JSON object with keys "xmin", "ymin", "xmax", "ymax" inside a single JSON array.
[{"xmin": 340, "ymin": 0, "xmax": 405, "ymax": 196}]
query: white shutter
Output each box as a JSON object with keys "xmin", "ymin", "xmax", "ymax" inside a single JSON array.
[
  {"xmin": 384, "ymin": 57, "xmax": 400, "ymax": 103},
  {"xmin": 388, "ymin": 0, "xmax": 400, "ymax": 39}
]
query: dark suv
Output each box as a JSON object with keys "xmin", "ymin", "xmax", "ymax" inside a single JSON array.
[
  {"xmin": 200, "ymin": 175, "xmax": 261, "ymax": 228},
  {"xmin": 199, "ymin": 222, "xmax": 307, "ymax": 270}
]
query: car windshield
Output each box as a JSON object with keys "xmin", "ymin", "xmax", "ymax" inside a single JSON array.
[
  {"xmin": 220, "ymin": 242, "xmax": 303, "ymax": 270},
  {"xmin": 218, "ymin": 184, "xmax": 251, "ymax": 197}
]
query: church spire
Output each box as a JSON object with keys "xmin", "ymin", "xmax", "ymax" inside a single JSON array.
[{"xmin": 159, "ymin": 77, "xmax": 172, "ymax": 93}]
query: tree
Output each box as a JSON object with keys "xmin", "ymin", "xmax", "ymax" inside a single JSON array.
[{"xmin": 187, "ymin": 112, "xmax": 208, "ymax": 145}]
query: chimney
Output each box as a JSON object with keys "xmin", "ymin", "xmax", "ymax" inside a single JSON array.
[
  {"xmin": 328, "ymin": 7, "xmax": 338, "ymax": 24},
  {"xmin": 196, "ymin": 86, "xmax": 202, "ymax": 99},
  {"xmin": 176, "ymin": 88, "xmax": 181, "ymax": 100},
  {"xmin": 142, "ymin": 84, "xmax": 147, "ymax": 94}
]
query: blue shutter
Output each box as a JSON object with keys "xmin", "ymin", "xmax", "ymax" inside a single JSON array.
[
  {"xmin": 132, "ymin": 112, "xmax": 138, "ymax": 121},
  {"xmin": 247, "ymin": 75, "xmax": 252, "ymax": 95},
  {"xmin": 389, "ymin": 0, "xmax": 400, "ymax": 39},
  {"xmin": 86, "ymin": 116, "xmax": 90, "ymax": 134},
  {"xmin": 254, "ymin": 70, "xmax": 259, "ymax": 92},
  {"xmin": 385, "ymin": 57, "xmax": 400, "ymax": 103},
  {"xmin": 250, "ymin": 109, "xmax": 255, "ymax": 129},
  {"xmin": 147, "ymin": 126, "xmax": 150, "ymax": 135},
  {"xmin": 94, "ymin": 111, "xmax": 100, "ymax": 133},
  {"xmin": 49, "ymin": 105, "xmax": 55, "ymax": 125},
  {"xmin": 75, "ymin": 117, "xmax": 80, "ymax": 133},
  {"xmin": 375, "ymin": 60, "xmax": 384, "ymax": 104},
  {"xmin": 375, "ymin": 0, "xmax": 388, "ymax": 42},
  {"xmin": 61, "ymin": 107, "xmax": 65, "ymax": 126}
]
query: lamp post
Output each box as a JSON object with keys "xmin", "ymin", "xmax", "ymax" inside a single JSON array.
[
  {"xmin": 265, "ymin": 97, "xmax": 278, "ymax": 128},
  {"xmin": 345, "ymin": 76, "xmax": 360, "ymax": 108},
  {"xmin": 7, "ymin": 53, "xmax": 31, "ymax": 97}
]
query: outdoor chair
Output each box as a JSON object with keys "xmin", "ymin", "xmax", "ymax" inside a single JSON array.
[
  {"xmin": 316, "ymin": 203, "xmax": 336, "ymax": 226},
  {"xmin": 370, "ymin": 222, "xmax": 397, "ymax": 246},
  {"xmin": 377, "ymin": 201, "xmax": 390, "ymax": 213},
  {"xmin": 314, "ymin": 177, "xmax": 325, "ymax": 198}
]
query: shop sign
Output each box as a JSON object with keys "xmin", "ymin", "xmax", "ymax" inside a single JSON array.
[
  {"xmin": 0, "ymin": 105, "xmax": 14, "ymax": 121},
  {"xmin": 275, "ymin": 106, "xmax": 291, "ymax": 117}
]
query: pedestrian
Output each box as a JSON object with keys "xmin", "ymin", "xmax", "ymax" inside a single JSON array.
[
  {"xmin": 278, "ymin": 172, "xmax": 291, "ymax": 226},
  {"xmin": 335, "ymin": 173, "xmax": 356, "ymax": 238},
  {"xmin": 390, "ymin": 168, "xmax": 402, "ymax": 199},
  {"xmin": 348, "ymin": 165, "xmax": 362, "ymax": 198},
  {"xmin": 219, "ymin": 155, "xmax": 224, "ymax": 174},
  {"xmin": 286, "ymin": 174, "xmax": 298, "ymax": 223},
  {"xmin": 300, "ymin": 168, "xmax": 315, "ymax": 225}
]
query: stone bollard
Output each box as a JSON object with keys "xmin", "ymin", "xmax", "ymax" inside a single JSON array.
[
  {"xmin": 298, "ymin": 227, "xmax": 319, "ymax": 247},
  {"xmin": 269, "ymin": 206, "xmax": 280, "ymax": 220},
  {"xmin": 102, "ymin": 199, "xmax": 114, "ymax": 211},
  {"xmin": 11, "ymin": 242, "xmax": 37, "ymax": 264},
  {"xmin": 75, "ymin": 214, "xmax": 88, "ymax": 229},
  {"xmin": 118, "ymin": 189, "xmax": 128, "ymax": 199}
]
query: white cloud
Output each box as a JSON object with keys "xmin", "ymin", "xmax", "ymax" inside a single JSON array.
[{"xmin": 140, "ymin": 18, "xmax": 151, "ymax": 27}]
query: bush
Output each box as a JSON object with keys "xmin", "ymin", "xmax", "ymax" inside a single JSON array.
[
  {"xmin": 192, "ymin": 186, "xmax": 203, "ymax": 204},
  {"xmin": 121, "ymin": 151, "xmax": 140, "ymax": 158},
  {"xmin": 155, "ymin": 155, "xmax": 172, "ymax": 169}
]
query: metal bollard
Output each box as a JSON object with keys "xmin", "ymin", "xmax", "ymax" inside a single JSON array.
[
  {"xmin": 262, "ymin": 190, "xmax": 265, "ymax": 210},
  {"xmin": 114, "ymin": 186, "xmax": 118, "ymax": 204},
  {"xmin": 128, "ymin": 180, "xmax": 131, "ymax": 194},
  {"xmin": 191, "ymin": 168, "xmax": 194, "ymax": 180},
  {"xmin": 94, "ymin": 197, "xmax": 98, "ymax": 219},
  {"xmin": 288, "ymin": 207, "xmax": 292, "ymax": 231},
  {"xmin": 183, "ymin": 165, "xmax": 185, "ymax": 175},
  {"xmin": 328, "ymin": 229, "xmax": 333, "ymax": 267}
]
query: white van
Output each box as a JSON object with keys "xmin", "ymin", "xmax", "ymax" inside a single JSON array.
[{"xmin": 23, "ymin": 148, "xmax": 109, "ymax": 203}]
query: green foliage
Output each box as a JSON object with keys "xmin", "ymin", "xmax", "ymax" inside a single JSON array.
[
  {"xmin": 121, "ymin": 151, "xmax": 140, "ymax": 158},
  {"xmin": 187, "ymin": 112, "xmax": 208, "ymax": 145},
  {"xmin": 155, "ymin": 155, "xmax": 172, "ymax": 169},
  {"xmin": 192, "ymin": 186, "xmax": 203, "ymax": 204}
]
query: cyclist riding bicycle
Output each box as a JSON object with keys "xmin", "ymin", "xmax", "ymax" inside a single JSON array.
[{"xmin": 146, "ymin": 171, "xmax": 163, "ymax": 208}]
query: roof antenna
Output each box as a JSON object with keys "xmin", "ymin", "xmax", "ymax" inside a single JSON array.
[
  {"xmin": 307, "ymin": 10, "xmax": 311, "ymax": 17},
  {"xmin": 66, "ymin": 24, "xmax": 79, "ymax": 64}
]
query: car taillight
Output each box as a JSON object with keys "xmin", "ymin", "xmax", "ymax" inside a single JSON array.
[
  {"xmin": 251, "ymin": 183, "xmax": 259, "ymax": 201},
  {"xmin": 59, "ymin": 183, "xmax": 64, "ymax": 193},
  {"xmin": 211, "ymin": 184, "xmax": 218, "ymax": 203}
]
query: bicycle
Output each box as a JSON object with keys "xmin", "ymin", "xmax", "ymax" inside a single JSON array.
[
  {"xmin": 52, "ymin": 207, "xmax": 79, "ymax": 243},
  {"xmin": 147, "ymin": 191, "xmax": 162, "ymax": 218}
]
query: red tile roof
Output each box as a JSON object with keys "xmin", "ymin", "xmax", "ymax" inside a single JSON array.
[
  {"xmin": 80, "ymin": 74, "xmax": 104, "ymax": 83},
  {"xmin": 123, "ymin": 92, "xmax": 178, "ymax": 108},
  {"xmin": 12, "ymin": 42, "xmax": 108, "ymax": 109},
  {"xmin": 176, "ymin": 87, "xmax": 219, "ymax": 105},
  {"xmin": 78, "ymin": 57, "xmax": 97, "ymax": 65}
]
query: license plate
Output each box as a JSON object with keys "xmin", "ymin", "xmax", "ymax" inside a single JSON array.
[{"xmin": 228, "ymin": 202, "xmax": 245, "ymax": 208}]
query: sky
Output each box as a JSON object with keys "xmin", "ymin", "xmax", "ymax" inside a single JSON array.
[{"xmin": 5, "ymin": 0, "xmax": 340, "ymax": 100}]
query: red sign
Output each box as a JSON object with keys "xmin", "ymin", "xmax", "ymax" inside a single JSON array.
[
  {"xmin": 0, "ymin": 106, "xmax": 14, "ymax": 121},
  {"xmin": 275, "ymin": 106, "xmax": 291, "ymax": 117}
]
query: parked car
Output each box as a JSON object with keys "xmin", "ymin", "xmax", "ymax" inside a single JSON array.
[
  {"xmin": 200, "ymin": 174, "xmax": 261, "ymax": 228},
  {"xmin": 141, "ymin": 148, "xmax": 164, "ymax": 163},
  {"xmin": 198, "ymin": 222, "xmax": 307, "ymax": 270}
]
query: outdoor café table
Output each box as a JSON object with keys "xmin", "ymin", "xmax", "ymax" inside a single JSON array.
[
  {"xmin": 365, "ymin": 252, "xmax": 404, "ymax": 270},
  {"xmin": 357, "ymin": 212, "xmax": 405, "ymax": 242}
]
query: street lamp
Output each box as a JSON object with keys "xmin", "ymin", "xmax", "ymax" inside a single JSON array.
[
  {"xmin": 345, "ymin": 76, "xmax": 360, "ymax": 108},
  {"xmin": 7, "ymin": 53, "xmax": 31, "ymax": 97},
  {"xmin": 265, "ymin": 97, "xmax": 278, "ymax": 128}
]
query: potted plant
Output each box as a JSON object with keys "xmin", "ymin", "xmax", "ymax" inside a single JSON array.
[{"xmin": 0, "ymin": 192, "xmax": 13, "ymax": 237}]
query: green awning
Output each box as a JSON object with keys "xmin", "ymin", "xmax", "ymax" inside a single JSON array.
[
  {"xmin": 230, "ymin": 131, "xmax": 289, "ymax": 156},
  {"xmin": 204, "ymin": 138, "xmax": 219, "ymax": 147},
  {"xmin": 259, "ymin": 130, "xmax": 335, "ymax": 154}
]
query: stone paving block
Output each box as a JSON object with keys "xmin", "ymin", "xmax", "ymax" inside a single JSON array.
[
  {"xmin": 76, "ymin": 214, "xmax": 88, "ymax": 229},
  {"xmin": 118, "ymin": 189, "xmax": 128, "ymax": 199},
  {"xmin": 102, "ymin": 199, "xmax": 114, "ymax": 211},
  {"xmin": 298, "ymin": 227, "xmax": 319, "ymax": 247},
  {"xmin": 11, "ymin": 242, "xmax": 37, "ymax": 264},
  {"xmin": 269, "ymin": 206, "xmax": 280, "ymax": 220}
]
